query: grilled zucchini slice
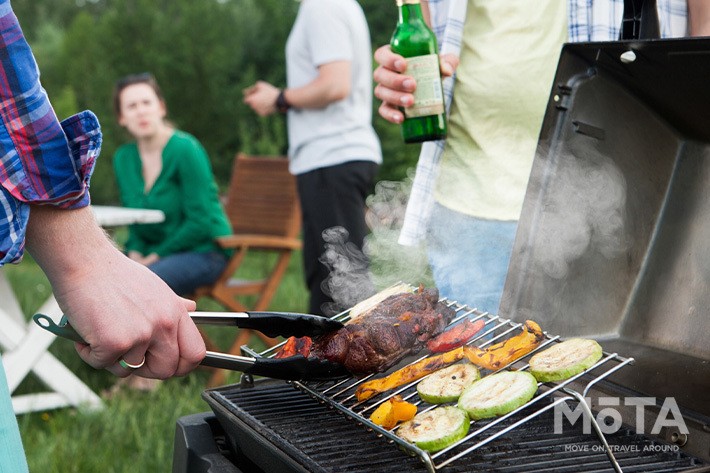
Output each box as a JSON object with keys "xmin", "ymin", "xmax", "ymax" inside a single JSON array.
[
  {"xmin": 416, "ymin": 363, "xmax": 480, "ymax": 404},
  {"xmin": 457, "ymin": 371, "xmax": 537, "ymax": 420},
  {"xmin": 397, "ymin": 406, "xmax": 470, "ymax": 452},
  {"xmin": 529, "ymin": 338, "xmax": 603, "ymax": 383}
]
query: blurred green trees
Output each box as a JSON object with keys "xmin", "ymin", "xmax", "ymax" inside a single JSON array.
[{"xmin": 14, "ymin": 0, "xmax": 419, "ymax": 204}]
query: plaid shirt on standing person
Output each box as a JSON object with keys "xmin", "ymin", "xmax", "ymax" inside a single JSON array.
[
  {"xmin": 398, "ymin": 0, "xmax": 689, "ymax": 246},
  {"xmin": 0, "ymin": 0, "xmax": 102, "ymax": 266}
]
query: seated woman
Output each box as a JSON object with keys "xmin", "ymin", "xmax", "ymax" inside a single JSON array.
[{"xmin": 112, "ymin": 73, "xmax": 232, "ymax": 297}]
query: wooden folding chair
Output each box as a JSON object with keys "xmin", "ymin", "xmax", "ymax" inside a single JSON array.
[{"xmin": 193, "ymin": 153, "xmax": 302, "ymax": 385}]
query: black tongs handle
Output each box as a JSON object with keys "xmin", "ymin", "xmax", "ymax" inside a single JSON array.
[{"xmin": 189, "ymin": 311, "xmax": 343, "ymax": 338}]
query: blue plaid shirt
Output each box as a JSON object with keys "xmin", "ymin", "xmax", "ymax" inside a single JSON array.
[
  {"xmin": 0, "ymin": 0, "xmax": 102, "ymax": 266},
  {"xmin": 399, "ymin": 0, "xmax": 689, "ymax": 245}
]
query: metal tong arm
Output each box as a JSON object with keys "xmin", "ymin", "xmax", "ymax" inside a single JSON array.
[
  {"xmin": 33, "ymin": 310, "xmax": 343, "ymax": 345},
  {"xmin": 200, "ymin": 351, "xmax": 349, "ymax": 381},
  {"xmin": 189, "ymin": 311, "xmax": 343, "ymax": 338}
]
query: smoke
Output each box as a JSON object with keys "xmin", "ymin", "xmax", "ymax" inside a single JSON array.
[
  {"xmin": 319, "ymin": 177, "xmax": 433, "ymax": 313},
  {"xmin": 533, "ymin": 147, "xmax": 629, "ymax": 279},
  {"xmin": 320, "ymin": 227, "xmax": 375, "ymax": 314},
  {"xmin": 363, "ymin": 179, "xmax": 434, "ymax": 289}
]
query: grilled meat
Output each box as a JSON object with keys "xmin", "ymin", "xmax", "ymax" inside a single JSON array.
[{"xmin": 312, "ymin": 287, "xmax": 455, "ymax": 374}]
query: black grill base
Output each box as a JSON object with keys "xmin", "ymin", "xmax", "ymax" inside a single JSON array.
[{"xmin": 193, "ymin": 380, "xmax": 707, "ymax": 473}]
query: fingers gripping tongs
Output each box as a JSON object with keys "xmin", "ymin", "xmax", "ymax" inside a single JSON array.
[{"xmin": 33, "ymin": 311, "xmax": 350, "ymax": 381}]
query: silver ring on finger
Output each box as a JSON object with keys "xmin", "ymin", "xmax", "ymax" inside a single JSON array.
[{"xmin": 118, "ymin": 356, "xmax": 146, "ymax": 370}]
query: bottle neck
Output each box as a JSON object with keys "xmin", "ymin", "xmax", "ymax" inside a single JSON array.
[{"xmin": 397, "ymin": 1, "xmax": 423, "ymax": 23}]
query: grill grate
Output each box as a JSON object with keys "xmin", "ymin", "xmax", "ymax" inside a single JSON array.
[
  {"xmin": 204, "ymin": 380, "xmax": 705, "ymax": 473},
  {"xmin": 244, "ymin": 290, "xmax": 640, "ymax": 472},
  {"xmin": 209, "ymin": 287, "xmax": 706, "ymax": 472}
]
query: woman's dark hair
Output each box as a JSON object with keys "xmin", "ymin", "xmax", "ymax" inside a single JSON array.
[{"xmin": 112, "ymin": 72, "xmax": 166, "ymax": 118}]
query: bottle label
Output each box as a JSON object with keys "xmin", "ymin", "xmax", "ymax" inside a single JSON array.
[{"xmin": 404, "ymin": 54, "xmax": 445, "ymax": 118}]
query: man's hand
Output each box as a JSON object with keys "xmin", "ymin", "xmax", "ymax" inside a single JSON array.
[
  {"xmin": 128, "ymin": 251, "xmax": 159, "ymax": 267},
  {"xmin": 373, "ymin": 45, "xmax": 459, "ymax": 124},
  {"xmin": 243, "ymin": 80, "xmax": 280, "ymax": 117},
  {"xmin": 26, "ymin": 206, "xmax": 205, "ymax": 379}
]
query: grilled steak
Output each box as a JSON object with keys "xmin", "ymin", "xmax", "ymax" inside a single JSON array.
[{"xmin": 312, "ymin": 287, "xmax": 455, "ymax": 374}]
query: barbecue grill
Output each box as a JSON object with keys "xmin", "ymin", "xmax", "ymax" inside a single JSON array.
[{"xmin": 173, "ymin": 31, "xmax": 710, "ymax": 473}]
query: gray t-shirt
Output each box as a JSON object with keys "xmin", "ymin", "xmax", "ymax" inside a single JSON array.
[{"xmin": 285, "ymin": 0, "xmax": 382, "ymax": 175}]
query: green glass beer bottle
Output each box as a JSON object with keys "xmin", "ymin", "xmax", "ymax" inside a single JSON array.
[{"xmin": 391, "ymin": 0, "xmax": 447, "ymax": 143}]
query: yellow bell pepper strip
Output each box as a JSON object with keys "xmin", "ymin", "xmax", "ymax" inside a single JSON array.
[
  {"xmin": 463, "ymin": 320, "xmax": 544, "ymax": 371},
  {"xmin": 356, "ymin": 347, "xmax": 465, "ymax": 402}
]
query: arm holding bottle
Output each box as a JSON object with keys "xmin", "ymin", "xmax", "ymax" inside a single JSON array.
[{"xmin": 373, "ymin": 0, "xmax": 457, "ymax": 125}]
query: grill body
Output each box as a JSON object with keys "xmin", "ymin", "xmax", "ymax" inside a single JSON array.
[{"xmin": 171, "ymin": 380, "xmax": 706, "ymax": 473}]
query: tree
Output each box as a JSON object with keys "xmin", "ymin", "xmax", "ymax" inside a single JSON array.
[{"xmin": 16, "ymin": 0, "xmax": 419, "ymax": 204}]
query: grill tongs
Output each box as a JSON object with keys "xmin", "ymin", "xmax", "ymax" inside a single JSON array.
[{"xmin": 33, "ymin": 311, "xmax": 350, "ymax": 381}]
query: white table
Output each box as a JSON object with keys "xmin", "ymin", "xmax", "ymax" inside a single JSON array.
[
  {"xmin": 91, "ymin": 205, "xmax": 165, "ymax": 227},
  {"xmin": 0, "ymin": 205, "xmax": 165, "ymax": 414}
]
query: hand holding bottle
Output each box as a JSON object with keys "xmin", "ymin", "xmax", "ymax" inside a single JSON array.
[
  {"xmin": 373, "ymin": 45, "xmax": 459, "ymax": 125},
  {"xmin": 380, "ymin": 0, "xmax": 461, "ymax": 143}
]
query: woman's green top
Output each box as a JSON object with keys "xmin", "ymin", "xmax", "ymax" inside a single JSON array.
[{"xmin": 113, "ymin": 131, "xmax": 232, "ymax": 257}]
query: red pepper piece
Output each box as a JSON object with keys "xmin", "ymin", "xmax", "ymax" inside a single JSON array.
[
  {"xmin": 426, "ymin": 318, "xmax": 485, "ymax": 353},
  {"xmin": 274, "ymin": 336, "xmax": 313, "ymax": 359}
]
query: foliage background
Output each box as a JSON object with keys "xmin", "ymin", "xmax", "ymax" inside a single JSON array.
[{"xmin": 13, "ymin": 0, "xmax": 420, "ymax": 204}]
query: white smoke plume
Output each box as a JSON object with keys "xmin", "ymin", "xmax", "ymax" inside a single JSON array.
[
  {"xmin": 532, "ymin": 147, "xmax": 629, "ymax": 279},
  {"xmin": 320, "ymin": 177, "xmax": 433, "ymax": 313}
]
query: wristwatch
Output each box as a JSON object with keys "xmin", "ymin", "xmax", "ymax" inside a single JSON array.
[{"xmin": 276, "ymin": 89, "xmax": 291, "ymax": 113}]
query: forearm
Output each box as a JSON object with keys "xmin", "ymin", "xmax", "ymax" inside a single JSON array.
[
  {"xmin": 283, "ymin": 60, "xmax": 351, "ymax": 109},
  {"xmin": 25, "ymin": 205, "xmax": 117, "ymax": 284},
  {"xmin": 688, "ymin": 0, "xmax": 710, "ymax": 36}
]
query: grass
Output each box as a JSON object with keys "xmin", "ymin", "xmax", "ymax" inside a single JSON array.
[{"xmin": 4, "ymin": 248, "xmax": 309, "ymax": 473}]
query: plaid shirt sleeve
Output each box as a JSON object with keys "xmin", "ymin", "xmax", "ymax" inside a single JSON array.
[
  {"xmin": 0, "ymin": 0, "xmax": 102, "ymax": 266},
  {"xmin": 568, "ymin": 0, "xmax": 688, "ymax": 42}
]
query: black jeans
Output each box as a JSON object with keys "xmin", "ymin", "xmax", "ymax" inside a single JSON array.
[{"xmin": 296, "ymin": 160, "xmax": 379, "ymax": 315}]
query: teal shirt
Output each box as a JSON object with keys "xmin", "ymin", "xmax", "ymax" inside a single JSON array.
[{"xmin": 113, "ymin": 131, "xmax": 232, "ymax": 256}]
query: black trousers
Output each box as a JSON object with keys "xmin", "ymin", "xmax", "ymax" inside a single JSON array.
[{"xmin": 296, "ymin": 160, "xmax": 379, "ymax": 315}]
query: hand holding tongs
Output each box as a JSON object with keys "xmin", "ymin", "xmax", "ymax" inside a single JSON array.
[{"xmin": 33, "ymin": 311, "xmax": 349, "ymax": 381}]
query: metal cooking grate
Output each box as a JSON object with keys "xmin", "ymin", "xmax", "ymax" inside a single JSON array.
[
  {"xmin": 205, "ymin": 381, "xmax": 705, "ymax": 473},
  {"xmin": 217, "ymin": 286, "xmax": 705, "ymax": 472}
]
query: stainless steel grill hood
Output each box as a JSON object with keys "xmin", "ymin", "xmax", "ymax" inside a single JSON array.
[{"xmin": 500, "ymin": 38, "xmax": 710, "ymax": 420}]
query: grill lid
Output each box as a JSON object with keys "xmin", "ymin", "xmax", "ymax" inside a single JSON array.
[{"xmin": 500, "ymin": 37, "xmax": 710, "ymax": 417}]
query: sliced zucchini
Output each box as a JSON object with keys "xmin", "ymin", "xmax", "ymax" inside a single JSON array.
[
  {"xmin": 397, "ymin": 406, "xmax": 470, "ymax": 452},
  {"xmin": 416, "ymin": 363, "xmax": 480, "ymax": 404},
  {"xmin": 457, "ymin": 370, "xmax": 537, "ymax": 420},
  {"xmin": 529, "ymin": 338, "xmax": 603, "ymax": 383}
]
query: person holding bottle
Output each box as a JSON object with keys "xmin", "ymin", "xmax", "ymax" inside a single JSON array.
[
  {"xmin": 243, "ymin": 0, "xmax": 382, "ymax": 315},
  {"xmin": 112, "ymin": 73, "xmax": 233, "ymax": 298},
  {"xmin": 374, "ymin": 0, "xmax": 709, "ymax": 314}
]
